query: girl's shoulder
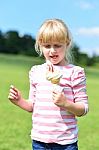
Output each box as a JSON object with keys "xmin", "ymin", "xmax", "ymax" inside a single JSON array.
[
  {"xmin": 29, "ymin": 63, "xmax": 46, "ymax": 81},
  {"xmin": 63, "ymin": 64, "xmax": 84, "ymax": 72},
  {"xmin": 30, "ymin": 63, "xmax": 46, "ymax": 72},
  {"xmin": 72, "ymin": 64, "xmax": 84, "ymax": 73},
  {"xmin": 65, "ymin": 64, "xmax": 83, "ymax": 69},
  {"xmin": 68, "ymin": 64, "xmax": 85, "ymax": 79},
  {"xmin": 71, "ymin": 64, "xmax": 84, "ymax": 71}
]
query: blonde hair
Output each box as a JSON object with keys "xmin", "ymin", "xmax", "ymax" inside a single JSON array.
[{"xmin": 35, "ymin": 18, "xmax": 73, "ymax": 63}]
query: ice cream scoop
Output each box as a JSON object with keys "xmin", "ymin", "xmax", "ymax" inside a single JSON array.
[
  {"xmin": 46, "ymin": 69, "xmax": 62, "ymax": 84},
  {"xmin": 46, "ymin": 68, "xmax": 63, "ymax": 92}
]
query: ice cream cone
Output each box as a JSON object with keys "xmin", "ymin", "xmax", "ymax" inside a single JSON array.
[
  {"xmin": 46, "ymin": 63, "xmax": 64, "ymax": 92},
  {"xmin": 51, "ymin": 78, "xmax": 60, "ymax": 84},
  {"xmin": 46, "ymin": 70, "xmax": 62, "ymax": 84}
]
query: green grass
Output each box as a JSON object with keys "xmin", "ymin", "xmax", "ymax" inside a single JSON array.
[
  {"xmin": 78, "ymin": 67, "xmax": 99, "ymax": 150},
  {"xmin": 0, "ymin": 54, "xmax": 44, "ymax": 150},
  {"xmin": 0, "ymin": 54, "xmax": 99, "ymax": 150}
]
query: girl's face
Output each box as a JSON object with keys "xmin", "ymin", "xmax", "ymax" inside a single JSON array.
[{"xmin": 41, "ymin": 42, "xmax": 67, "ymax": 66}]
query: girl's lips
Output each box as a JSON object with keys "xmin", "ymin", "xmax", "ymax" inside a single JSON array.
[{"xmin": 50, "ymin": 55, "xmax": 58, "ymax": 59}]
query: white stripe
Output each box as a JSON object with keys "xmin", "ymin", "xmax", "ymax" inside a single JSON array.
[
  {"xmin": 33, "ymin": 110, "xmax": 70, "ymax": 115},
  {"xmin": 33, "ymin": 117, "xmax": 75, "ymax": 123},
  {"xmin": 33, "ymin": 124, "xmax": 76, "ymax": 131},
  {"xmin": 37, "ymin": 86, "xmax": 52, "ymax": 90},
  {"xmin": 31, "ymin": 130, "xmax": 57, "ymax": 139},
  {"xmin": 34, "ymin": 102, "xmax": 54, "ymax": 106},
  {"xmin": 36, "ymin": 93, "xmax": 52, "ymax": 98}
]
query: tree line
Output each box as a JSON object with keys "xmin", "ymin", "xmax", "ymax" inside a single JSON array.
[
  {"xmin": 0, "ymin": 30, "xmax": 38, "ymax": 56},
  {"xmin": 0, "ymin": 30, "xmax": 98, "ymax": 66}
]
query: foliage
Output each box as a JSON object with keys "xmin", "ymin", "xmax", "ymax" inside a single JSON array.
[
  {"xmin": 71, "ymin": 43, "xmax": 98, "ymax": 66},
  {"xmin": 0, "ymin": 30, "xmax": 38, "ymax": 56}
]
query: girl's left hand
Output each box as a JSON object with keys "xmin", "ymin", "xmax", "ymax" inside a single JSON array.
[{"xmin": 52, "ymin": 90, "xmax": 66, "ymax": 107}]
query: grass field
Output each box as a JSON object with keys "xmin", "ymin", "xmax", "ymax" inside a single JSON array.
[{"xmin": 0, "ymin": 54, "xmax": 99, "ymax": 150}]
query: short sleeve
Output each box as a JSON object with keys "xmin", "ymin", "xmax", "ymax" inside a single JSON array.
[{"xmin": 71, "ymin": 66, "xmax": 89, "ymax": 115}]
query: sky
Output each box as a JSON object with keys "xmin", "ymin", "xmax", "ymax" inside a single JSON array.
[{"xmin": 0, "ymin": 0, "xmax": 99, "ymax": 56}]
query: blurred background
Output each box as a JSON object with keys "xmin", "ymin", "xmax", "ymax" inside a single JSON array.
[{"xmin": 0, "ymin": 0, "xmax": 99, "ymax": 150}]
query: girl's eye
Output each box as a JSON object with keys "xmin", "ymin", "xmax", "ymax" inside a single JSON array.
[
  {"xmin": 54, "ymin": 44, "xmax": 62, "ymax": 48},
  {"xmin": 44, "ymin": 45, "xmax": 51, "ymax": 48},
  {"xmin": 43, "ymin": 44, "xmax": 63, "ymax": 49}
]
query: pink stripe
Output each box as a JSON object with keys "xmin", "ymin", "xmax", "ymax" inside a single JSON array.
[
  {"xmin": 64, "ymin": 90, "xmax": 73, "ymax": 95},
  {"xmin": 73, "ymin": 85, "xmax": 85, "ymax": 90},
  {"xmin": 33, "ymin": 113, "xmax": 75, "ymax": 120},
  {"xmin": 34, "ymin": 106, "xmax": 60, "ymax": 110},
  {"xmin": 34, "ymin": 129, "xmax": 76, "ymax": 135},
  {"xmin": 33, "ymin": 121, "xmax": 77, "ymax": 127},
  {"xmin": 33, "ymin": 132, "xmax": 78, "ymax": 142},
  {"xmin": 63, "ymin": 65, "xmax": 73, "ymax": 69},
  {"xmin": 33, "ymin": 113, "xmax": 75, "ymax": 119},
  {"xmin": 61, "ymin": 77, "xmax": 70, "ymax": 81}
]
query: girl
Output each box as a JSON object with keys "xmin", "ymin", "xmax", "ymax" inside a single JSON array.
[{"xmin": 8, "ymin": 19, "xmax": 89, "ymax": 150}]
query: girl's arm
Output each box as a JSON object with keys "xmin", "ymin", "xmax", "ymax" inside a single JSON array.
[
  {"xmin": 52, "ymin": 67, "xmax": 89, "ymax": 117},
  {"xmin": 8, "ymin": 85, "xmax": 33, "ymax": 112},
  {"xmin": 52, "ymin": 91, "xmax": 88, "ymax": 117},
  {"xmin": 64, "ymin": 100, "xmax": 88, "ymax": 117}
]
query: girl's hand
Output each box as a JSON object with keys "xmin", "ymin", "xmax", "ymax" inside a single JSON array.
[
  {"xmin": 46, "ymin": 60, "xmax": 54, "ymax": 72},
  {"xmin": 52, "ymin": 90, "xmax": 67, "ymax": 107},
  {"xmin": 8, "ymin": 85, "xmax": 22, "ymax": 105},
  {"xmin": 8, "ymin": 85, "xmax": 33, "ymax": 112}
]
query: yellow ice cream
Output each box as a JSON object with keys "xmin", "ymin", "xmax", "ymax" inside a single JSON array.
[{"xmin": 46, "ymin": 69, "xmax": 62, "ymax": 84}]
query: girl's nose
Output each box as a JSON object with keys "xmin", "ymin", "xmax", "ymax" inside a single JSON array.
[{"xmin": 50, "ymin": 47, "xmax": 56, "ymax": 53}]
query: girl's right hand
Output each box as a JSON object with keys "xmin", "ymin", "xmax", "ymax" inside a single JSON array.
[
  {"xmin": 46, "ymin": 60, "xmax": 54, "ymax": 72},
  {"xmin": 8, "ymin": 85, "xmax": 22, "ymax": 105}
]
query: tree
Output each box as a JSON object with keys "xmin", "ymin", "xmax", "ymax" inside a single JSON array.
[
  {"xmin": 4, "ymin": 31, "xmax": 20, "ymax": 54},
  {"xmin": 20, "ymin": 34, "xmax": 38, "ymax": 56},
  {"xmin": 71, "ymin": 43, "xmax": 81, "ymax": 64},
  {"xmin": 86, "ymin": 53, "xmax": 96, "ymax": 66},
  {"xmin": 0, "ymin": 30, "xmax": 6, "ymax": 53}
]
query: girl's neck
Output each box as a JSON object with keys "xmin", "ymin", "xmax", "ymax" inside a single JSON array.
[
  {"xmin": 59, "ymin": 59, "xmax": 68, "ymax": 65},
  {"xmin": 45, "ymin": 59, "xmax": 69, "ymax": 66}
]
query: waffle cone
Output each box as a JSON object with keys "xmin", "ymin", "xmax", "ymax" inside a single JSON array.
[{"xmin": 51, "ymin": 78, "xmax": 60, "ymax": 84}]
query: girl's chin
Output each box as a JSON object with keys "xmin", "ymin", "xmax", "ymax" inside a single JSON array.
[
  {"xmin": 50, "ymin": 59, "xmax": 59, "ymax": 64},
  {"xmin": 50, "ymin": 61, "xmax": 59, "ymax": 65},
  {"xmin": 51, "ymin": 61, "xmax": 66, "ymax": 66},
  {"xmin": 52, "ymin": 62, "xmax": 60, "ymax": 66}
]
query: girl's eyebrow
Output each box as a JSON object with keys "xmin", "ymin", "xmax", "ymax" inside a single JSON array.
[{"xmin": 42, "ymin": 42, "xmax": 63, "ymax": 45}]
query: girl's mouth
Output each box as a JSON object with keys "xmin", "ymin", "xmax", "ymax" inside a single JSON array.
[{"xmin": 50, "ymin": 55, "xmax": 58, "ymax": 59}]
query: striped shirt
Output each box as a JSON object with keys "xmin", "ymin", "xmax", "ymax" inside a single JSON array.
[{"xmin": 28, "ymin": 63, "xmax": 88, "ymax": 145}]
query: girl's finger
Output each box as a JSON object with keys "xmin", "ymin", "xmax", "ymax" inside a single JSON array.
[
  {"xmin": 10, "ymin": 85, "xmax": 18, "ymax": 92},
  {"xmin": 10, "ymin": 85, "xmax": 19, "ymax": 95},
  {"xmin": 8, "ymin": 93, "xmax": 17, "ymax": 100},
  {"xmin": 47, "ymin": 64, "xmax": 54, "ymax": 72},
  {"xmin": 9, "ymin": 90, "xmax": 18, "ymax": 98},
  {"xmin": 46, "ymin": 60, "xmax": 54, "ymax": 72}
]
